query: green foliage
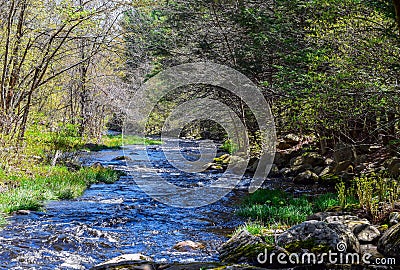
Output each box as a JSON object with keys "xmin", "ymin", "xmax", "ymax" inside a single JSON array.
[
  {"xmin": 352, "ymin": 173, "xmax": 400, "ymax": 221},
  {"xmin": 0, "ymin": 167, "xmax": 120, "ymax": 214},
  {"xmin": 335, "ymin": 182, "xmax": 359, "ymax": 210},
  {"xmin": 234, "ymin": 221, "xmax": 275, "ymax": 245},
  {"xmin": 220, "ymin": 139, "xmax": 239, "ymax": 154},
  {"xmin": 237, "ymin": 189, "xmax": 354, "ymax": 227},
  {"xmin": 237, "ymin": 190, "xmax": 313, "ymax": 226},
  {"xmin": 313, "ymin": 193, "xmax": 339, "ymax": 212}
]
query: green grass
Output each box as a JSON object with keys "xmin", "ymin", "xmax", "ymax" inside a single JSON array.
[
  {"xmin": 84, "ymin": 134, "xmax": 162, "ymax": 151},
  {"xmin": 0, "ymin": 166, "xmax": 120, "ymax": 214},
  {"xmin": 313, "ymin": 192, "xmax": 340, "ymax": 212},
  {"xmin": 234, "ymin": 221, "xmax": 276, "ymax": 245},
  {"xmin": 220, "ymin": 139, "xmax": 238, "ymax": 154},
  {"xmin": 236, "ymin": 190, "xmax": 348, "ymax": 228}
]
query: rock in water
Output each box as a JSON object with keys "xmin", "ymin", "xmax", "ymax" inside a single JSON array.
[
  {"xmin": 377, "ymin": 223, "xmax": 400, "ymax": 258},
  {"xmin": 218, "ymin": 229, "xmax": 272, "ymax": 263},
  {"xmin": 112, "ymin": 156, "xmax": 132, "ymax": 161},
  {"xmin": 91, "ymin": 254, "xmax": 153, "ymax": 270},
  {"xmin": 173, "ymin": 240, "xmax": 205, "ymax": 252}
]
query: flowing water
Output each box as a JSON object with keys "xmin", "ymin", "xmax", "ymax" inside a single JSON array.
[{"xmin": 0, "ymin": 140, "xmax": 247, "ymax": 269}]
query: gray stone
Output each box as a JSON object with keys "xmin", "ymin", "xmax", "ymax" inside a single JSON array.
[
  {"xmin": 91, "ymin": 254, "xmax": 153, "ymax": 270},
  {"xmin": 268, "ymin": 164, "xmax": 280, "ymax": 177},
  {"xmin": 279, "ymin": 167, "xmax": 292, "ymax": 176},
  {"xmin": 353, "ymin": 224, "xmax": 380, "ymax": 243},
  {"xmin": 313, "ymin": 166, "xmax": 324, "ymax": 175},
  {"xmin": 386, "ymin": 158, "xmax": 400, "ymax": 176},
  {"xmin": 302, "ymin": 152, "xmax": 325, "ymax": 167},
  {"xmin": 318, "ymin": 166, "xmax": 332, "ymax": 177},
  {"xmin": 324, "ymin": 215, "xmax": 380, "ymax": 243},
  {"xmin": 291, "ymin": 164, "xmax": 313, "ymax": 175},
  {"xmin": 293, "ymin": 170, "xmax": 319, "ymax": 185},
  {"xmin": 377, "ymin": 223, "xmax": 400, "ymax": 258},
  {"xmin": 273, "ymin": 152, "xmax": 290, "ymax": 168},
  {"xmin": 333, "ymin": 143, "xmax": 357, "ymax": 163},
  {"xmin": 324, "ymin": 158, "xmax": 334, "ymax": 166},
  {"xmin": 218, "ymin": 229, "xmax": 271, "ymax": 263},
  {"xmin": 306, "ymin": 212, "xmax": 339, "ymax": 221},
  {"xmin": 91, "ymin": 162, "xmax": 104, "ymax": 169},
  {"xmin": 389, "ymin": 212, "xmax": 400, "ymax": 225},
  {"xmin": 173, "ymin": 240, "xmax": 205, "ymax": 252},
  {"xmin": 284, "ymin": 134, "xmax": 301, "ymax": 145},
  {"xmin": 276, "ymin": 220, "xmax": 360, "ymax": 253},
  {"xmin": 334, "ymin": 160, "xmax": 353, "ymax": 173},
  {"xmin": 290, "ymin": 156, "xmax": 304, "ymax": 167}
]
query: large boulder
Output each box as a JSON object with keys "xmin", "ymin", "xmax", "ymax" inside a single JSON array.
[
  {"xmin": 291, "ymin": 164, "xmax": 313, "ymax": 175},
  {"xmin": 334, "ymin": 160, "xmax": 353, "ymax": 173},
  {"xmin": 333, "ymin": 143, "xmax": 357, "ymax": 163},
  {"xmin": 276, "ymin": 220, "xmax": 360, "ymax": 254},
  {"xmin": 273, "ymin": 152, "xmax": 291, "ymax": 168},
  {"xmin": 377, "ymin": 223, "xmax": 400, "ymax": 258},
  {"xmin": 218, "ymin": 229, "xmax": 272, "ymax": 263},
  {"xmin": 324, "ymin": 215, "xmax": 380, "ymax": 243},
  {"xmin": 302, "ymin": 152, "xmax": 325, "ymax": 167},
  {"xmin": 283, "ymin": 134, "xmax": 301, "ymax": 145},
  {"xmin": 293, "ymin": 170, "xmax": 319, "ymax": 185},
  {"xmin": 386, "ymin": 157, "xmax": 400, "ymax": 176},
  {"xmin": 290, "ymin": 156, "xmax": 304, "ymax": 167}
]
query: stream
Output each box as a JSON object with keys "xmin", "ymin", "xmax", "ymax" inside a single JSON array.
[{"xmin": 0, "ymin": 140, "xmax": 247, "ymax": 269}]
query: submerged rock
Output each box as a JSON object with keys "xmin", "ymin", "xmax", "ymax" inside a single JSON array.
[
  {"xmin": 91, "ymin": 254, "xmax": 153, "ymax": 270},
  {"xmin": 173, "ymin": 240, "xmax": 205, "ymax": 252},
  {"xmin": 112, "ymin": 156, "xmax": 132, "ymax": 161}
]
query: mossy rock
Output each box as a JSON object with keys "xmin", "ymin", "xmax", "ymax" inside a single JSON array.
[
  {"xmin": 284, "ymin": 238, "xmax": 331, "ymax": 254},
  {"xmin": 377, "ymin": 222, "xmax": 400, "ymax": 258},
  {"xmin": 218, "ymin": 229, "xmax": 274, "ymax": 264}
]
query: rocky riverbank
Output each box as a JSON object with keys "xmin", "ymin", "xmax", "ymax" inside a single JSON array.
[{"xmin": 214, "ymin": 134, "xmax": 400, "ymax": 269}]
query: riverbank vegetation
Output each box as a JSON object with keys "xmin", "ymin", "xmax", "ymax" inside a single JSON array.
[
  {"xmin": 237, "ymin": 190, "xmax": 344, "ymax": 229},
  {"xmin": 0, "ymin": 0, "xmax": 400, "ymax": 255}
]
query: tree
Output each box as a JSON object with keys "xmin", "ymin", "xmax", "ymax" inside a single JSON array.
[{"xmin": 0, "ymin": 0, "xmax": 132, "ymax": 142}]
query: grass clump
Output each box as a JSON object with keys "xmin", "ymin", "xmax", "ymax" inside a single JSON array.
[
  {"xmin": 237, "ymin": 189, "xmax": 351, "ymax": 228},
  {"xmin": 85, "ymin": 134, "xmax": 162, "ymax": 151},
  {"xmin": 220, "ymin": 139, "xmax": 238, "ymax": 154},
  {"xmin": 0, "ymin": 166, "xmax": 120, "ymax": 214},
  {"xmin": 234, "ymin": 221, "xmax": 276, "ymax": 245}
]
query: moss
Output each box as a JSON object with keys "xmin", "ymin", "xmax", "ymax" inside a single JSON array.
[
  {"xmin": 284, "ymin": 239, "xmax": 331, "ymax": 254},
  {"xmin": 222, "ymin": 243, "xmax": 274, "ymax": 262}
]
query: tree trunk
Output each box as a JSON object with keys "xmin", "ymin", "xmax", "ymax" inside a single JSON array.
[{"xmin": 394, "ymin": 0, "xmax": 400, "ymax": 35}]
